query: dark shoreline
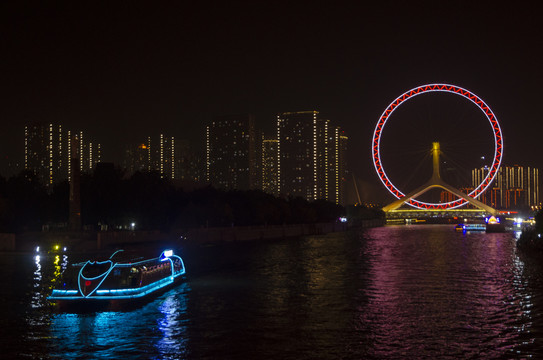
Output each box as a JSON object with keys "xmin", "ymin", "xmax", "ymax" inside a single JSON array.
[
  {"xmin": 517, "ymin": 230, "xmax": 543, "ymax": 254},
  {"xmin": 0, "ymin": 219, "xmax": 384, "ymax": 253}
]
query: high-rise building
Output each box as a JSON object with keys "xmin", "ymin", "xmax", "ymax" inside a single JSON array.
[
  {"xmin": 158, "ymin": 134, "xmax": 176, "ymax": 180},
  {"xmin": 67, "ymin": 130, "xmax": 101, "ymax": 182},
  {"xmin": 174, "ymin": 139, "xmax": 204, "ymax": 183},
  {"xmin": 261, "ymin": 138, "xmax": 279, "ymax": 196},
  {"xmin": 81, "ymin": 134, "xmax": 101, "ymax": 172},
  {"xmin": 123, "ymin": 143, "xmax": 150, "ymax": 175},
  {"xmin": 276, "ymin": 111, "xmax": 347, "ymax": 204},
  {"xmin": 277, "ymin": 111, "xmax": 318, "ymax": 200},
  {"xmin": 69, "ymin": 134, "xmax": 81, "ymax": 231},
  {"xmin": 123, "ymin": 136, "xmax": 203, "ymax": 182},
  {"xmin": 332, "ymin": 127, "xmax": 348, "ymax": 206},
  {"xmin": 471, "ymin": 165, "xmax": 540, "ymax": 210},
  {"xmin": 25, "ymin": 123, "xmax": 101, "ymax": 186},
  {"xmin": 128, "ymin": 135, "xmax": 176, "ymax": 179},
  {"xmin": 206, "ymin": 114, "xmax": 257, "ymax": 191},
  {"xmin": 25, "ymin": 123, "xmax": 66, "ymax": 186},
  {"xmin": 315, "ymin": 118, "xmax": 330, "ymax": 201}
]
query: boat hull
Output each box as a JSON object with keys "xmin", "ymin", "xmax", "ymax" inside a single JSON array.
[
  {"xmin": 52, "ymin": 275, "xmax": 186, "ymax": 311},
  {"xmin": 48, "ymin": 249, "xmax": 186, "ymax": 311}
]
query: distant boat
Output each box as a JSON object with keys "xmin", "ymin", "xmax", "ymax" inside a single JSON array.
[
  {"xmin": 486, "ymin": 215, "xmax": 506, "ymax": 233},
  {"xmin": 48, "ymin": 249, "xmax": 186, "ymax": 310},
  {"xmin": 455, "ymin": 223, "xmax": 486, "ymax": 232}
]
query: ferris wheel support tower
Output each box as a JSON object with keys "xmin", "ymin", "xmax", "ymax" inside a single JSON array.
[{"xmin": 382, "ymin": 142, "xmax": 498, "ymax": 215}]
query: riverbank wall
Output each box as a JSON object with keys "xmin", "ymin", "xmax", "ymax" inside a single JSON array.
[
  {"xmin": 4, "ymin": 218, "xmax": 383, "ymax": 252},
  {"xmin": 183, "ymin": 222, "xmax": 347, "ymax": 243},
  {"xmin": 180, "ymin": 218, "xmax": 384, "ymax": 244}
]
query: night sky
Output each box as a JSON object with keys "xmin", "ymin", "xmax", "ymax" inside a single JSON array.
[{"xmin": 2, "ymin": 1, "xmax": 542, "ymax": 202}]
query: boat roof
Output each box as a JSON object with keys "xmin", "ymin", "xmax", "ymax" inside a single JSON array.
[{"xmin": 71, "ymin": 249, "xmax": 160, "ymax": 267}]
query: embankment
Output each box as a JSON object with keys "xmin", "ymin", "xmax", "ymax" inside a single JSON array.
[{"xmin": 2, "ymin": 219, "xmax": 383, "ymax": 252}]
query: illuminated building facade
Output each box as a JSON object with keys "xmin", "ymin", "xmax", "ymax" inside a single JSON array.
[
  {"xmin": 315, "ymin": 120, "xmax": 349, "ymax": 204},
  {"xmin": 315, "ymin": 118, "xmax": 330, "ymax": 201},
  {"xmin": 80, "ymin": 133, "xmax": 101, "ymax": 173},
  {"xmin": 206, "ymin": 114, "xmax": 257, "ymax": 190},
  {"xmin": 66, "ymin": 130, "xmax": 101, "ymax": 182},
  {"xmin": 174, "ymin": 139, "xmax": 204, "ymax": 183},
  {"xmin": 261, "ymin": 138, "xmax": 279, "ymax": 196},
  {"xmin": 123, "ymin": 136, "xmax": 203, "ymax": 182},
  {"xmin": 123, "ymin": 143, "xmax": 150, "ymax": 175},
  {"xmin": 277, "ymin": 111, "xmax": 317, "ymax": 200},
  {"xmin": 158, "ymin": 134, "xmax": 176, "ymax": 180},
  {"xmin": 25, "ymin": 123, "xmax": 101, "ymax": 186},
  {"xmin": 135, "ymin": 135, "xmax": 175, "ymax": 179},
  {"xmin": 471, "ymin": 165, "xmax": 540, "ymax": 210},
  {"xmin": 25, "ymin": 123, "xmax": 65, "ymax": 186},
  {"xmin": 276, "ymin": 111, "xmax": 347, "ymax": 203},
  {"xmin": 333, "ymin": 127, "xmax": 349, "ymax": 206},
  {"xmin": 69, "ymin": 134, "xmax": 81, "ymax": 230}
]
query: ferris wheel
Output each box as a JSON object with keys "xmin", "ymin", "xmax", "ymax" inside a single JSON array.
[{"xmin": 372, "ymin": 84, "xmax": 503, "ymax": 210}]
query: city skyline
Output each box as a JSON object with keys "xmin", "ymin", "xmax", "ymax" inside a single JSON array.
[
  {"xmin": 13, "ymin": 116, "xmax": 541, "ymax": 209},
  {"xmin": 17, "ymin": 112, "xmax": 351, "ymax": 203},
  {"xmin": 2, "ymin": 2, "xmax": 543, "ymax": 203}
]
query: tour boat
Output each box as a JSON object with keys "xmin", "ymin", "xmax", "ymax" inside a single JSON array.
[
  {"xmin": 48, "ymin": 249, "xmax": 186, "ymax": 309},
  {"xmin": 455, "ymin": 223, "xmax": 486, "ymax": 232}
]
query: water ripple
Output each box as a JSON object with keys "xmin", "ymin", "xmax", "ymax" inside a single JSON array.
[{"xmin": 2, "ymin": 226, "xmax": 543, "ymax": 358}]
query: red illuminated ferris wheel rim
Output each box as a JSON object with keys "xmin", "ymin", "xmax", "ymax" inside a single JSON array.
[{"xmin": 372, "ymin": 84, "xmax": 503, "ymax": 210}]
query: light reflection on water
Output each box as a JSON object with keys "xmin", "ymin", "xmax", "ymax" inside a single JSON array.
[
  {"xmin": 3, "ymin": 225, "xmax": 543, "ymax": 359},
  {"xmin": 356, "ymin": 226, "xmax": 538, "ymax": 358},
  {"xmin": 31, "ymin": 254, "xmax": 43, "ymax": 309},
  {"xmin": 156, "ymin": 288, "xmax": 190, "ymax": 359},
  {"xmin": 47, "ymin": 282, "xmax": 191, "ymax": 359}
]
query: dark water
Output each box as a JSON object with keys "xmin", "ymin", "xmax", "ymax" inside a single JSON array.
[{"xmin": 2, "ymin": 225, "xmax": 543, "ymax": 359}]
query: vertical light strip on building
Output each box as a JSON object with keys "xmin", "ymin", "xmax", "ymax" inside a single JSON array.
[
  {"xmin": 79, "ymin": 131, "xmax": 84, "ymax": 171},
  {"xmin": 160, "ymin": 134, "xmax": 164, "ymax": 178},
  {"xmin": 335, "ymin": 128, "xmax": 339, "ymax": 204},
  {"xmin": 24, "ymin": 126, "xmax": 28, "ymax": 170},
  {"xmin": 89, "ymin": 143, "xmax": 93, "ymax": 170},
  {"xmin": 67, "ymin": 130, "xmax": 71, "ymax": 182},
  {"xmin": 500, "ymin": 168, "xmax": 505, "ymax": 204},
  {"xmin": 147, "ymin": 137, "xmax": 151, "ymax": 171},
  {"xmin": 313, "ymin": 112, "xmax": 317, "ymax": 200},
  {"xmin": 206, "ymin": 126, "xmax": 210, "ymax": 183},
  {"xmin": 324, "ymin": 120, "xmax": 329, "ymax": 200},
  {"xmin": 58, "ymin": 125, "xmax": 62, "ymax": 176},
  {"xmin": 261, "ymin": 138, "xmax": 265, "ymax": 191},
  {"xmin": 171, "ymin": 136, "xmax": 175, "ymax": 180},
  {"xmin": 49, "ymin": 124, "xmax": 53, "ymax": 184},
  {"xmin": 276, "ymin": 115, "xmax": 281, "ymax": 196},
  {"xmin": 528, "ymin": 167, "xmax": 531, "ymax": 205},
  {"xmin": 536, "ymin": 169, "xmax": 540, "ymax": 207}
]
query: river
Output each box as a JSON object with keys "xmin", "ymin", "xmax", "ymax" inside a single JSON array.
[{"xmin": 1, "ymin": 224, "xmax": 542, "ymax": 359}]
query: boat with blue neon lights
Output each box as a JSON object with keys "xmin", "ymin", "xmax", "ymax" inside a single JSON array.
[
  {"xmin": 454, "ymin": 223, "xmax": 486, "ymax": 232},
  {"xmin": 48, "ymin": 249, "xmax": 186, "ymax": 310}
]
